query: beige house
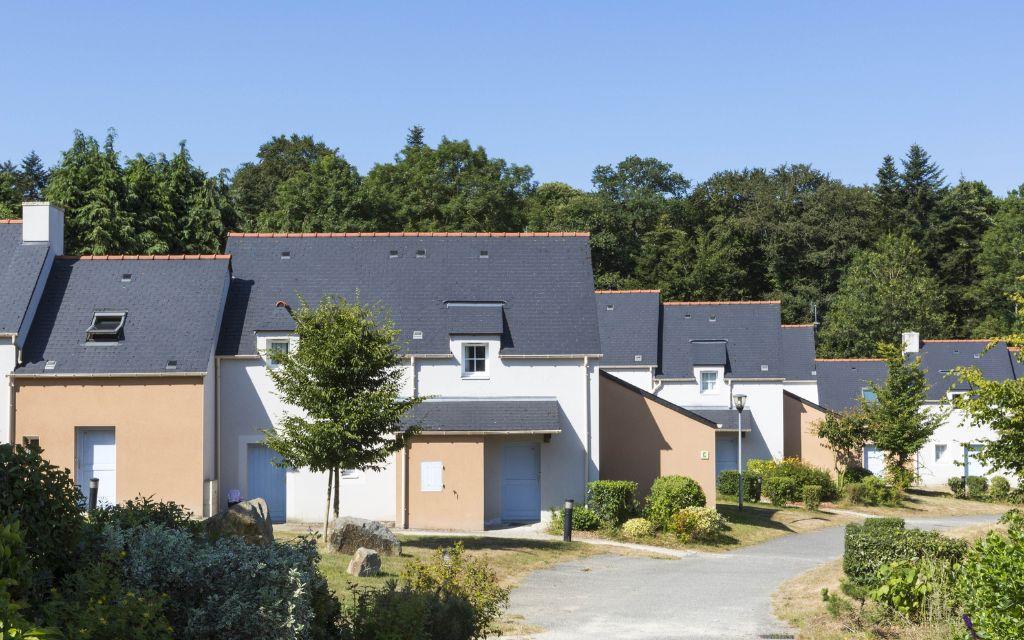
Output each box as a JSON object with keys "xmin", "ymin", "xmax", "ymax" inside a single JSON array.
[{"xmin": 782, "ymin": 390, "xmax": 837, "ymax": 474}]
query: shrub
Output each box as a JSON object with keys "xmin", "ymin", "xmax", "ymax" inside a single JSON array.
[
  {"xmin": 955, "ymin": 521, "xmax": 1024, "ymax": 638},
  {"xmin": 549, "ymin": 505, "xmax": 600, "ymax": 532},
  {"xmin": 948, "ymin": 476, "xmax": 966, "ymax": 498},
  {"xmin": 89, "ymin": 495, "xmax": 200, "ymax": 534},
  {"xmin": 1010, "ymin": 487, "xmax": 1024, "ymax": 505},
  {"xmin": 645, "ymin": 476, "xmax": 706, "ymax": 529},
  {"xmin": 861, "ymin": 517, "xmax": 905, "ymax": 532},
  {"xmin": 766, "ymin": 458, "xmax": 837, "ymax": 501},
  {"xmin": 743, "ymin": 474, "xmax": 763, "ymax": 502},
  {"xmin": 764, "ymin": 476, "xmax": 798, "ymax": 506},
  {"xmin": 838, "ymin": 466, "xmax": 873, "ymax": 488},
  {"xmin": 340, "ymin": 580, "xmax": 476, "ymax": 640},
  {"xmin": 621, "ymin": 518, "xmax": 654, "ymax": 540},
  {"xmin": 842, "ymin": 476, "xmax": 900, "ymax": 506},
  {"xmin": 746, "ymin": 459, "xmax": 778, "ymax": 478},
  {"xmin": 0, "ymin": 521, "xmax": 57, "ymax": 640},
  {"xmin": 105, "ymin": 525, "xmax": 339, "ymax": 640},
  {"xmin": 868, "ymin": 559, "xmax": 950, "ymax": 622},
  {"xmin": 803, "ymin": 485, "xmax": 822, "ymax": 510},
  {"xmin": 966, "ymin": 475, "xmax": 989, "ymax": 500},
  {"xmin": 0, "ymin": 443, "xmax": 83, "ymax": 601},
  {"xmin": 718, "ymin": 471, "xmax": 761, "ymax": 502},
  {"xmin": 670, "ymin": 506, "xmax": 726, "ymax": 542},
  {"xmin": 585, "ymin": 480, "xmax": 637, "ymax": 527},
  {"xmin": 989, "ymin": 476, "xmax": 1011, "ymax": 502},
  {"xmin": 843, "ymin": 521, "xmax": 967, "ymax": 590},
  {"xmin": 402, "ymin": 542, "xmax": 510, "ymax": 640}
]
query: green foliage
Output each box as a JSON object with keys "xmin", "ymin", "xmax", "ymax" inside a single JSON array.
[
  {"xmin": 764, "ymin": 477, "xmax": 798, "ymax": 506},
  {"xmin": 842, "ymin": 476, "xmax": 901, "ymax": 506},
  {"xmin": 0, "ymin": 443, "xmax": 84, "ymax": 602},
  {"xmin": 401, "ymin": 543, "xmax": 510, "ymax": 640},
  {"xmin": 339, "ymin": 579, "xmax": 476, "ymax": 640},
  {"xmin": 549, "ymin": 505, "xmax": 601, "ymax": 532},
  {"xmin": 0, "ymin": 522, "xmax": 58, "ymax": 639},
  {"xmin": 868, "ymin": 560, "xmax": 949, "ymax": 622},
  {"xmin": 746, "ymin": 459, "xmax": 778, "ymax": 478},
  {"xmin": 762, "ymin": 458, "xmax": 837, "ymax": 500},
  {"xmin": 803, "ymin": 485, "xmax": 822, "ymax": 510},
  {"xmin": 843, "ymin": 520, "xmax": 967, "ymax": 590},
  {"xmin": 644, "ymin": 476, "xmax": 706, "ymax": 529},
  {"xmin": 89, "ymin": 495, "xmax": 200, "ymax": 534},
  {"xmin": 990, "ymin": 476, "xmax": 1011, "ymax": 502},
  {"xmin": 955, "ymin": 520, "xmax": 1024, "ymax": 639},
  {"xmin": 585, "ymin": 480, "xmax": 638, "ymax": 527},
  {"xmin": 948, "ymin": 476, "xmax": 966, "ymax": 498},
  {"xmin": 816, "ymin": 409, "xmax": 871, "ymax": 476},
  {"xmin": 953, "ymin": 361, "xmax": 1024, "ymax": 484},
  {"xmin": 621, "ymin": 517, "xmax": 654, "ymax": 540},
  {"xmin": 717, "ymin": 470, "xmax": 761, "ymax": 502},
  {"xmin": 670, "ymin": 507, "xmax": 726, "ymax": 542},
  {"xmin": 820, "ymin": 587, "xmax": 854, "ymax": 619},
  {"xmin": 838, "ymin": 466, "xmax": 873, "ymax": 488},
  {"xmin": 973, "ymin": 187, "xmax": 1024, "ymax": 335},
  {"xmin": 966, "ymin": 475, "xmax": 989, "ymax": 500}
]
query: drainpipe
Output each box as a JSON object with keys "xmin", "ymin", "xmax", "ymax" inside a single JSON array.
[
  {"xmin": 399, "ymin": 356, "xmax": 417, "ymax": 529},
  {"xmin": 584, "ymin": 356, "xmax": 591, "ymax": 488}
]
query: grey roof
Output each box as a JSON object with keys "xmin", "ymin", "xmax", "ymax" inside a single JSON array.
[
  {"xmin": 916, "ymin": 341, "xmax": 1016, "ymax": 401},
  {"xmin": 447, "ymin": 304, "xmax": 504, "ymax": 335},
  {"xmin": 815, "ymin": 359, "xmax": 889, "ymax": 412},
  {"xmin": 780, "ymin": 325, "xmax": 818, "ymax": 380},
  {"xmin": 401, "ymin": 398, "xmax": 561, "ymax": 432},
  {"xmin": 594, "ymin": 291, "xmax": 661, "ymax": 366},
  {"xmin": 690, "ymin": 340, "xmax": 728, "ymax": 366},
  {"xmin": 659, "ymin": 302, "xmax": 783, "ymax": 379},
  {"xmin": 218, "ymin": 234, "xmax": 601, "ymax": 357},
  {"xmin": 18, "ymin": 257, "xmax": 230, "ymax": 375},
  {"xmin": 687, "ymin": 408, "xmax": 758, "ymax": 432},
  {"xmin": 0, "ymin": 223, "xmax": 50, "ymax": 335}
]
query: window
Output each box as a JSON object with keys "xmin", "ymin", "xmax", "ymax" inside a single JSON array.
[
  {"xmin": 934, "ymin": 443, "xmax": 947, "ymax": 462},
  {"xmin": 463, "ymin": 344, "xmax": 487, "ymax": 377},
  {"xmin": 861, "ymin": 388, "xmax": 878, "ymax": 403},
  {"xmin": 86, "ymin": 312, "xmax": 126, "ymax": 343},
  {"xmin": 266, "ymin": 340, "xmax": 290, "ymax": 370},
  {"xmin": 699, "ymin": 370, "xmax": 718, "ymax": 393},
  {"xmin": 22, "ymin": 436, "xmax": 39, "ymax": 449}
]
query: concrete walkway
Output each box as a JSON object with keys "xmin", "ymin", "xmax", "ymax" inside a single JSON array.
[{"xmin": 504, "ymin": 514, "xmax": 998, "ymax": 640}]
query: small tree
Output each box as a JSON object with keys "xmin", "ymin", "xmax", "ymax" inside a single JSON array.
[
  {"xmin": 864, "ymin": 343, "xmax": 945, "ymax": 490},
  {"xmin": 816, "ymin": 408, "xmax": 871, "ymax": 482},
  {"xmin": 263, "ymin": 296, "xmax": 422, "ymax": 536}
]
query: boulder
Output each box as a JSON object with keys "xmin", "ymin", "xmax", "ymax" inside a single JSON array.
[
  {"xmin": 346, "ymin": 547, "xmax": 382, "ymax": 577},
  {"xmin": 328, "ymin": 517, "xmax": 401, "ymax": 556},
  {"xmin": 203, "ymin": 498, "xmax": 274, "ymax": 545}
]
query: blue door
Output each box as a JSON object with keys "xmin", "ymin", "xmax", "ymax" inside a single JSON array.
[
  {"xmin": 247, "ymin": 444, "xmax": 286, "ymax": 523},
  {"xmin": 501, "ymin": 442, "xmax": 541, "ymax": 523}
]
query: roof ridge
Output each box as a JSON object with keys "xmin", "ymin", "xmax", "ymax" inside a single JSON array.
[
  {"xmin": 0, "ymin": 219, "xmax": 22, "ymax": 224},
  {"xmin": 58, "ymin": 254, "xmax": 231, "ymax": 261},
  {"xmin": 782, "ymin": 323, "xmax": 816, "ymax": 328},
  {"xmin": 663, "ymin": 300, "xmax": 781, "ymax": 306},
  {"xmin": 227, "ymin": 231, "xmax": 590, "ymax": 238},
  {"xmin": 594, "ymin": 289, "xmax": 661, "ymax": 294},
  {"xmin": 921, "ymin": 339, "xmax": 997, "ymax": 343},
  {"xmin": 815, "ymin": 357, "xmax": 885, "ymax": 362}
]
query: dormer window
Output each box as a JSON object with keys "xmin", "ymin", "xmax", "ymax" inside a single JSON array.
[
  {"xmin": 86, "ymin": 312, "xmax": 126, "ymax": 343},
  {"xmin": 266, "ymin": 339, "xmax": 290, "ymax": 370},
  {"xmin": 699, "ymin": 370, "xmax": 718, "ymax": 393},
  {"xmin": 462, "ymin": 344, "xmax": 488, "ymax": 378}
]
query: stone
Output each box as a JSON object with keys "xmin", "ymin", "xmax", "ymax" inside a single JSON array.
[
  {"xmin": 328, "ymin": 516, "xmax": 402, "ymax": 556},
  {"xmin": 346, "ymin": 547, "xmax": 382, "ymax": 577},
  {"xmin": 203, "ymin": 498, "xmax": 274, "ymax": 545}
]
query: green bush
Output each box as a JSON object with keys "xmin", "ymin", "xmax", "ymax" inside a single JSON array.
[
  {"xmin": 838, "ymin": 466, "xmax": 873, "ymax": 488},
  {"xmin": 989, "ymin": 476, "xmax": 1011, "ymax": 502},
  {"xmin": 803, "ymin": 485, "xmax": 822, "ymax": 510},
  {"xmin": 340, "ymin": 580, "xmax": 476, "ymax": 640},
  {"xmin": 718, "ymin": 471, "xmax": 761, "ymax": 502},
  {"xmin": 843, "ymin": 521, "xmax": 967, "ymax": 590},
  {"xmin": 764, "ymin": 476, "xmax": 798, "ymax": 506},
  {"xmin": 549, "ymin": 505, "xmax": 601, "ymax": 532},
  {"xmin": 402, "ymin": 542, "xmax": 510, "ymax": 640},
  {"xmin": 746, "ymin": 459, "xmax": 778, "ymax": 478},
  {"xmin": 670, "ymin": 506, "xmax": 726, "ymax": 542},
  {"xmin": 89, "ymin": 495, "xmax": 201, "ymax": 534},
  {"xmin": 966, "ymin": 475, "xmax": 989, "ymax": 500},
  {"xmin": 842, "ymin": 476, "xmax": 900, "ymax": 506},
  {"xmin": 1010, "ymin": 488, "xmax": 1024, "ymax": 505},
  {"xmin": 955, "ymin": 520, "xmax": 1024, "ymax": 638},
  {"xmin": 0, "ymin": 443, "xmax": 84, "ymax": 602},
  {"xmin": 585, "ymin": 480, "xmax": 637, "ymax": 527},
  {"xmin": 766, "ymin": 458, "xmax": 838, "ymax": 500},
  {"xmin": 868, "ymin": 559, "xmax": 949, "ymax": 622},
  {"xmin": 862, "ymin": 517, "xmax": 905, "ymax": 532},
  {"xmin": 645, "ymin": 476, "xmax": 706, "ymax": 529},
  {"xmin": 620, "ymin": 517, "xmax": 654, "ymax": 540},
  {"xmin": 948, "ymin": 476, "xmax": 966, "ymax": 498},
  {"xmin": 0, "ymin": 521, "xmax": 57, "ymax": 639}
]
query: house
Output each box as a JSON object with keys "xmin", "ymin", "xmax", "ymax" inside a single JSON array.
[
  {"xmin": 10, "ymin": 253, "xmax": 231, "ymax": 515},
  {"xmin": 215, "ymin": 232, "xmax": 603, "ymax": 528}
]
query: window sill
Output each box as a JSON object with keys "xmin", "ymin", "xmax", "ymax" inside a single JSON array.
[{"xmin": 461, "ymin": 374, "xmax": 490, "ymax": 380}]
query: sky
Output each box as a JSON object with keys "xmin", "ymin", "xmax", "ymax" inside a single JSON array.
[{"xmin": 2, "ymin": 1, "xmax": 1023, "ymax": 193}]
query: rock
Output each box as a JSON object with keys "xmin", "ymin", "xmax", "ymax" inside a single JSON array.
[
  {"xmin": 346, "ymin": 547, "xmax": 382, "ymax": 577},
  {"xmin": 203, "ymin": 498, "xmax": 274, "ymax": 545},
  {"xmin": 328, "ymin": 517, "xmax": 401, "ymax": 556}
]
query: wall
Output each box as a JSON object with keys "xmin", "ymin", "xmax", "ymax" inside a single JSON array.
[
  {"xmin": 599, "ymin": 374, "xmax": 717, "ymax": 502},
  {"xmin": 401, "ymin": 435, "xmax": 485, "ymax": 530},
  {"xmin": 782, "ymin": 392, "xmax": 836, "ymax": 474},
  {"xmin": 0, "ymin": 341, "xmax": 14, "ymax": 444},
  {"xmin": 917, "ymin": 405, "xmax": 1000, "ymax": 486},
  {"xmin": 783, "ymin": 381, "xmax": 819, "ymax": 405},
  {"xmin": 13, "ymin": 377, "xmax": 208, "ymax": 514}
]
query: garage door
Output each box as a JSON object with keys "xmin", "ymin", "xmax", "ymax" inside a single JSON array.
[
  {"xmin": 501, "ymin": 442, "xmax": 540, "ymax": 523},
  {"xmin": 247, "ymin": 444, "xmax": 286, "ymax": 523},
  {"xmin": 716, "ymin": 433, "xmax": 738, "ymax": 478},
  {"xmin": 77, "ymin": 428, "xmax": 116, "ymax": 507}
]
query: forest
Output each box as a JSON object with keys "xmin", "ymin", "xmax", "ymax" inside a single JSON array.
[{"xmin": 2, "ymin": 127, "xmax": 1021, "ymax": 358}]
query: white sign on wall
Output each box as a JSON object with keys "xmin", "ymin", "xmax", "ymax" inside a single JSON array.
[{"xmin": 421, "ymin": 461, "xmax": 443, "ymax": 492}]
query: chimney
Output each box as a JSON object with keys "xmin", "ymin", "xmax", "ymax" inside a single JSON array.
[
  {"xmin": 902, "ymin": 331, "xmax": 920, "ymax": 355},
  {"xmin": 21, "ymin": 202, "xmax": 64, "ymax": 255}
]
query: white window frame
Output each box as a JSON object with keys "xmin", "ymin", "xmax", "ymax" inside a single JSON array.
[
  {"xmin": 699, "ymin": 370, "xmax": 719, "ymax": 394},
  {"xmin": 266, "ymin": 339, "xmax": 290, "ymax": 370},
  {"xmin": 934, "ymin": 443, "xmax": 947, "ymax": 462},
  {"xmin": 462, "ymin": 343, "xmax": 489, "ymax": 379}
]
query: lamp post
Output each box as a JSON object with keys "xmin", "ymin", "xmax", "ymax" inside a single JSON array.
[{"xmin": 733, "ymin": 394, "xmax": 747, "ymax": 510}]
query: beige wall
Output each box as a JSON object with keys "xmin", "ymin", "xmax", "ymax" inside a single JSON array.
[
  {"xmin": 400, "ymin": 435, "xmax": 485, "ymax": 530},
  {"xmin": 783, "ymin": 392, "xmax": 836, "ymax": 475},
  {"xmin": 599, "ymin": 375, "xmax": 717, "ymax": 503},
  {"xmin": 13, "ymin": 377, "xmax": 209, "ymax": 514}
]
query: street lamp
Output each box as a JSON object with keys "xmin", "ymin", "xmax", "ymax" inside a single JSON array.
[{"xmin": 733, "ymin": 393, "xmax": 747, "ymax": 510}]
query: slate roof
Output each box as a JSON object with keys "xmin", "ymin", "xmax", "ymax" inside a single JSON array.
[
  {"xmin": 815, "ymin": 359, "xmax": 889, "ymax": 412},
  {"xmin": 688, "ymin": 408, "xmax": 758, "ymax": 432},
  {"xmin": 690, "ymin": 340, "xmax": 728, "ymax": 366},
  {"xmin": 0, "ymin": 222, "xmax": 50, "ymax": 336},
  {"xmin": 18, "ymin": 256, "xmax": 231, "ymax": 375},
  {"xmin": 916, "ymin": 341, "xmax": 1017, "ymax": 401},
  {"xmin": 401, "ymin": 398, "xmax": 561, "ymax": 432},
  {"xmin": 594, "ymin": 291, "xmax": 661, "ymax": 366},
  {"xmin": 780, "ymin": 325, "xmax": 818, "ymax": 380},
  {"xmin": 218, "ymin": 234, "xmax": 601, "ymax": 357},
  {"xmin": 447, "ymin": 304, "xmax": 504, "ymax": 335},
  {"xmin": 659, "ymin": 302, "xmax": 783, "ymax": 379}
]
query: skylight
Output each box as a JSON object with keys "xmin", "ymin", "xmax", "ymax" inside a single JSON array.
[{"xmin": 86, "ymin": 312, "xmax": 126, "ymax": 343}]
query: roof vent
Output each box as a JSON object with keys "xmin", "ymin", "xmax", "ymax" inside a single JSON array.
[
  {"xmin": 165, "ymin": 360, "xmax": 178, "ymax": 370},
  {"xmin": 412, "ymin": 330, "xmax": 423, "ymax": 340},
  {"xmin": 86, "ymin": 312, "xmax": 126, "ymax": 343},
  {"xmin": 709, "ymin": 315, "xmax": 717, "ymax": 322},
  {"xmin": 606, "ymin": 304, "xmax": 614, "ymax": 311},
  {"xmin": 416, "ymin": 249, "xmax": 426, "ymax": 258},
  {"xmin": 44, "ymin": 360, "xmax": 56, "ymax": 371},
  {"xmin": 684, "ymin": 313, "xmax": 691, "ymax": 319},
  {"xmin": 479, "ymin": 250, "xmax": 489, "ymax": 258},
  {"xmin": 634, "ymin": 355, "xmax": 643, "ymax": 362},
  {"xmin": 121, "ymin": 273, "xmax": 132, "ymax": 283},
  {"xmin": 389, "ymin": 250, "xmax": 399, "ymax": 258},
  {"xmin": 760, "ymin": 364, "xmax": 769, "ymax": 372},
  {"xmin": 973, "ymin": 353, "xmax": 981, "ymax": 359},
  {"xmin": 280, "ymin": 251, "xmax": 291, "ymax": 260}
]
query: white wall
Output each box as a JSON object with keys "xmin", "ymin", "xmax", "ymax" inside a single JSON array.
[
  {"xmin": 598, "ymin": 367, "xmax": 654, "ymax": 391},
  {"xmin": 916, "ymin": 405, "xmax": 1003, "ymax": 486},
  {"xmin": 783, "ymin": 381, "xmax": 819, "ymax": 405},
  {"xmin": 0, "ymin": 341, "xmax": 15, "ymax": 444}
]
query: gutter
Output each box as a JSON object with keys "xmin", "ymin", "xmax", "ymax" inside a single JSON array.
[
  {"xmin": 500, "ymin": 353, "xmax": 603, "ymax": 360},
  {"xmin": 11, "ymin": 371, "xmax": 207, "ymax": 379},
  {"xmin": 415, "ymin": 429, "xmax": 562, "ymax": 436}
]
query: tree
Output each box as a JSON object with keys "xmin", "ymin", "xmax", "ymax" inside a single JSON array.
[
  {"xmin": 899, "ymin": 144, "xmax": 947, "ymax": 244},
  {"xmin": 871, "ymin": 155, "xmax": 902, "ymax": 234},
  {"xmin": 18, "ymin": 152, "xmax": 49, "ymax": 201},
  {"xmin": 258, "ymin": 153, "xmax": 363, "ymax": 233},
  {"xmin": 816, "ymin": 408, "xmax": 871, "ymax": 480},
  {"xmin": 972, "ymin": 186, "xmax": 1024, "ymax": 336},
  {"xmin": 262, "ymin": 296, "xmax": 423, "ymax": 536},
  {"xmin": 818, "ymin": 235, "xmax": 948, "ymax": 357},
  {"xmin": 864, "ymin": 343, "xmax": 945, "ymax": 489},
  {"xmin": 633, "ymin": 223, "xmax": 746, "ymax": 300}
]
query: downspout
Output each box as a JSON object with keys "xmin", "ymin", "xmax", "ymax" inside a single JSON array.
[
  {"xmin": 400, "ymin": 356, "xmax": 417, "ymax": 529},
  {"xmin": 584, "ymin": 356, "xmax": 591, "ymax": 487}
]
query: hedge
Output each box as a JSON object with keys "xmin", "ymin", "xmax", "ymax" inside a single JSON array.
[
  {"xmin": 585, "ymin": 480, "xmax": 637, "ymax": 527},
  {"xmin": 645, "ymin": 476, "xmax": 706, "ymax": 529},
  {"xmin": 843, "ymin": 519, "xmax": 968, "ymax": 590},
  {"xmin": 717, "ymin": 471, "xmax": 762, "ymax": 502}
]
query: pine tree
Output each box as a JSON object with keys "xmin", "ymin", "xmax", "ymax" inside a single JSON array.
[
  {"xmin": 18, "ymin": 151, "xmax": 49, "ymax": 200},
  {"xmin": 0, "ymin": 161, "xmax": 19, "ymax": 217},
  {"xmin": 872, "ymin": 155, "xmax": 902, "ymax": 234},
  {"xmin": 405, "ymin": 125, "xmax": 425, "ymax": 147}
]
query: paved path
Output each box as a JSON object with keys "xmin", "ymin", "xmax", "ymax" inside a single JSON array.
[{"xmin": 506, "ymin": 514, "xmax": 997, "ymax": 640}]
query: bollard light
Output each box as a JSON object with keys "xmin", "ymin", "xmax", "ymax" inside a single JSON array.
[
  {"xmin": 563, "ymin": 499, "xmax": 574, "ymax": 542},
  {"xmin": 88, "ymin": 477, "xmax": 99, "ymax": 511}
]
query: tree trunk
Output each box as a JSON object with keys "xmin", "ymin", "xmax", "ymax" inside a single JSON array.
[
  {"xmin": 323, "ymin": 468, "xmax": 334, "ymax": 541},
  {"xmin": 332, "ymin": 467, "xmax": 341, "ymax": 518}
]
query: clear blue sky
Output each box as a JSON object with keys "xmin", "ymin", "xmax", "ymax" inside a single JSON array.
[{"xmin": 2, "ymin": 2, "xmax": 1023, "ymax": 193}]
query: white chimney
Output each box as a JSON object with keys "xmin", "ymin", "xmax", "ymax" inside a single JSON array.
[
  {"xmin": 902, "ymin": 331, "xmax": 920, "ymax": 355},
  {"xmin": 21, "ymin": 202, "xmax": 64, "ymax": 255}
]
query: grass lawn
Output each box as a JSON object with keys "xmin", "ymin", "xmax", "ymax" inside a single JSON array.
[{"xmin": 833, "ymin": 487, "xmax": 1012, "ymax": 518}]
